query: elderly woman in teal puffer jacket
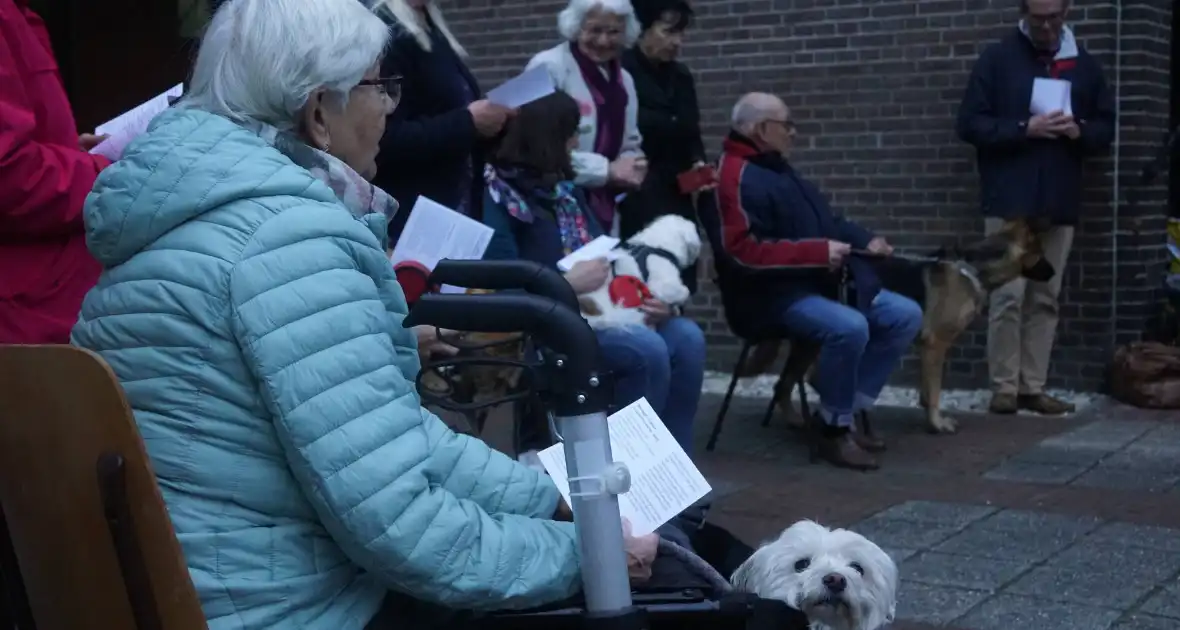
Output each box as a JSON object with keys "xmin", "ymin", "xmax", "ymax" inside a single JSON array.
[{"xmin": 67, "ymin": 0, "xmax": 613, "ymax": 628}]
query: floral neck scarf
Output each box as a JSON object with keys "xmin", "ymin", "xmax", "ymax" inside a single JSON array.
[
  {"xmin": 242, "ymin": 119, "xmax": 400, "ymax": 244},
  {"xmin": 484, "ymin": 164, "xmax": 593, "ymax": 255}
]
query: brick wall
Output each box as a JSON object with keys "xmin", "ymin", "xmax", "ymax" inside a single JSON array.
[{"xmin": 445, "ymin": 0, "xmax": 1173, "ymax": 391}]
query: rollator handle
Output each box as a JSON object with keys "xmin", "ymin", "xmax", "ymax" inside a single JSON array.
[
  {"xmin": 404, "ymin": 292, "xmax": 608, "ymax": 416},
  {"xmin": 428, "ymin": 259, "xmax": 579, "ymax": 311}
]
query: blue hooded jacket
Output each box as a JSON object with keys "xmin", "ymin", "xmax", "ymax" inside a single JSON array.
[{"xmin": 71, "ymin": 107, "xmax": 581, "ymax": 630}]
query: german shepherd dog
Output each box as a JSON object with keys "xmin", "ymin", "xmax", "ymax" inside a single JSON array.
[{"xmin": 743, "ymin": 219, "xmax": 1057, "ymax": 435}]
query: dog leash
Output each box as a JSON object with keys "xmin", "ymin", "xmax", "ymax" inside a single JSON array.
[{"xmin": 850, "ymin": 249, "xmax": 944, "ymax": 264}]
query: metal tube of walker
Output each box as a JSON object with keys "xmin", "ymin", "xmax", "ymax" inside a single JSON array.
[{"xmin": 557, "ymin": 411, "xmax": 633, "ymax": 615}]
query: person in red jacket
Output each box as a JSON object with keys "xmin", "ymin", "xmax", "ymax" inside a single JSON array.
[{"xmin": 0, "ymin": 0, "xmax": 110, "ymax": 344}]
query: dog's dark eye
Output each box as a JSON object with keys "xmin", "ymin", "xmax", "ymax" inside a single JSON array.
[
  {"xmin": 849, "ymin": 562, "xmax": 865, "ymax": 575},
  {"xmin": 793, "ymin": 558, "xmax": 810, "ymax": 572}
]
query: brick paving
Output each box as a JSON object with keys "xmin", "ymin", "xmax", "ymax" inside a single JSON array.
[
  {"xmin": 691, "ymin": 395, "xmax": 1180, "ymax": 630},
  {"xmin": 468, "ymin": 393, "xmax": 1180, "ymax": 630}
]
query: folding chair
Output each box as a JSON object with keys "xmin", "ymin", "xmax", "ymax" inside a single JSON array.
[
  {"xmin": 694, "ymin": 191, "xmax": 814, "ymax": 452},
  {"xmin": 0, "ymin": 345, "xmax": 206, "ymax": 630}
]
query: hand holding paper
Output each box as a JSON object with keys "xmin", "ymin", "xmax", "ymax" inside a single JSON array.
[
  {"xmin": 535, "ymin": 398, "xmax": 712, "ymax": 536},
  {"xmin": 487, "ymin": 65, "xmax": 555, "ymax": 109},
  {"xmin": 90, "ymin": 83, "xmax": 184, "ymax": 161},
  {"xmin": 1030, "ymin": 78, "xmax": 1072, "ymax": 117}
]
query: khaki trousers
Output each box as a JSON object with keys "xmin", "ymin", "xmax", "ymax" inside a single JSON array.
[{"xmin": 984, "ymin": 218, "xmax": 1074, "ymax": 395}]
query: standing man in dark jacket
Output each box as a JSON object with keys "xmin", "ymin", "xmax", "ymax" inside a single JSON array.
[
  {"xmin": 620, "ymin": 0, "xmax": 706, "ymax": 291},
  {"xmin": 956, "ymin": 0, "xmax": 1114, "ymax": 415}
]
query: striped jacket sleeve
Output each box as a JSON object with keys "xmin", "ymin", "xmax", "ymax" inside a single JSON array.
[{"xmin": 715, "ymin": 153, "xmax": 830, "ymax": 271}]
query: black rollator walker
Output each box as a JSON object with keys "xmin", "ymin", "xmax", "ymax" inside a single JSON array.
[{"xmin": 406, "ymin": 259, "xmax": 810, "ymax": 630}]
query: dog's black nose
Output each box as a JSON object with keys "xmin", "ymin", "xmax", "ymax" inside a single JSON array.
[{"xmin": 823, "ymin": 573, "xmax": 847, "ymax": 593}]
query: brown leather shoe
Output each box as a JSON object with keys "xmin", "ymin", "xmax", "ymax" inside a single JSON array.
[
  {"xmin": 818, "ymin": 433, "xmax": 880, "ymax": 471},
  {"xmin": 988, "ymin": 393, "xmax": 1018, "ymax": 415},
  {"xmin": 851, "ymin": 430, "xmax": 886, "ymax": 453},
  {"xmin": 1018, "ymin": 393, "xmax": 1076, "ymax": 415}
]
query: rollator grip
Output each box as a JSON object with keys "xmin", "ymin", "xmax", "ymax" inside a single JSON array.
[{"xmin": 427, "ymin": 259, "xmax": 579, "ymax": 311}]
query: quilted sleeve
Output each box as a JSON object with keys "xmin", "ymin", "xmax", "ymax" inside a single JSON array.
[{"xmin": 228, "ymin": 208, "xmax": 582, "ymax": 610}]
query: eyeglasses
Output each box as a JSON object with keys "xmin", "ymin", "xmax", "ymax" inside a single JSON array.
[
  {"xmin": 357, "ymin": 76, "xmax": 402, "ymax": 104},
  {"xmin": 766, "ymin": 118, "xmax": 796, "ymax": 132},
  {"xmin": 1026, "ymin": 11, "xmax": 1064, "ymax": 28}
]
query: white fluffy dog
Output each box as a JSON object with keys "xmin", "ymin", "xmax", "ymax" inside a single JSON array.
[
  {"xmin": 580, "ymin": 214, "xmax": 702, "ymax": 329},
  {"xmin": 731, "ymin": 520, "xmax": 898, "ymax": 630}
]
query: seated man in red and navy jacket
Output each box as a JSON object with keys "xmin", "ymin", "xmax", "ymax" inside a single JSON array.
[{"xmin": 716, "ymin": 92, "xmax": 923, "ymax": 471}]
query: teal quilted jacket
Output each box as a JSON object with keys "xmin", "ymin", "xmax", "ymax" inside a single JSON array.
[{"xmin": 71, "ymin": 108, "xmax": 581, "ymax": 630}]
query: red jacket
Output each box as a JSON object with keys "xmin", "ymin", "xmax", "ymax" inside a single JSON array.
[{"xmin": 0, "ymin": 0, "xmax": 108, "ymax": 343}]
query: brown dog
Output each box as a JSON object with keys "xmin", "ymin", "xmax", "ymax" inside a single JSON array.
[{"xmin": 743, "ymin": 219, "xmax": 1057, "ymax": 435}]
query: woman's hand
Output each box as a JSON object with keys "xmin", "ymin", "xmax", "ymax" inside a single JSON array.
[
  {"xmin": 414, "ymin": 326, "xmax": 461, "ymax": 364},
  {"xmin": 554, "ymin": 497, "xmax": 573, "ymax": 521},
  {"xmin": 78, "ymin": 133, "xmax": 109, "ymax": 152},
  {"xmin": 623, "ymin": 518, "xmax": 659, "ymax": 584},
  {"xmin": 639, "ymin": 299, "xmax": 673, "ymax": 326},
  {"xmin": 608, "ymin": 155, "xmax": 647, "ymax": 189},
  {"xmin": 467, "ymin": 99, "xmax": 515, "ymax": 138},
  {"xmin": 564, "ymin": 258, "xmax": 611, "ymax": 294}
]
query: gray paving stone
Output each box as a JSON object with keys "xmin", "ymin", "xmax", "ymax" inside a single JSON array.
[
  {"xmin": 1112, "ymin": 613, "xmax": 1179, "ymax": 630},
  {"xmin": 1012, "ymin": 445, "xmax": 1110, "ymax": 466},
  {"xmin": 894, "ymin": 581, "xmax": 989, "ymax": 625},
  {"xmin": 900, "ymin": 551, "xmax": 1032, "ymax": 592},
  {"xmin": 1099, "ymin": 449, "xmax": 1180, "ymax": 474},
  {"xmin": 1135, "ymin": 424, "xmax": 1180, "ymax": 446},
  {"xmin": 1039, "ymin": 420, "xmax": 1157, "ymax": 451},
  {"xmin": 1087, "ymin": 522, "xmax": 1180, "ymax": 553},
  {"xmin": 954, "ymin": 594, "xmax": 1121, "ymax": 630},
  {"xmin": 870, "ymin": 500, "xmax": 998, "ymax": 527},
  {"xmin": 882, "ymin": 547, "xmax": 918, "ymax": 563},
  {"xmin": 1139, "ymin": 585, "xmax": 1180, "ymax": 619},
  {"xmin": 933, "ymin": 522, "xmax": 1079, "ymax": 562},
  {"xmin": 848, "ymin": 515, "xmax": 962, "ymax": 550},
  {"xmin": 982, "ymin": 460, "xmax": 1089, "ymax": 485},
  {"xmin": 1003, "ymin": 540, "xmax": 1180, "ymax": 608},
  {"xmin": 975, "ymin": 509, "xmax": 1105, "ymax": 538},
  {"xmin": 1069, "ymin": 466, "xmax": 1180, "ymax": 493}
]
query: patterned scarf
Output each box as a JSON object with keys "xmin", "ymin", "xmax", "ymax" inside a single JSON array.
[
  {"xmin": 241, "ymin": 120, "xmax": 400, "ymax": 239},
  {"xmin": 484, "ymin": 164, "xmax": 593, "ymax": 255},
  {"xmin": 569, "ymin": 41, "xmax": 628, "ymax": 228}
]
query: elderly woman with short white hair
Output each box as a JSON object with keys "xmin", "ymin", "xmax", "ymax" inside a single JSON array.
[
  {"xmin": 527, "ymin": 0, "xmax": 649, "ymax": 236},
  {"xmin": 66, "ymin": 0, "xmax": 658, "ymax": 627}
]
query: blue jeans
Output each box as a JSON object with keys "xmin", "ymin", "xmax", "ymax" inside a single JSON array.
[
  {"xmin": 596, "ymin": 317, "xmax": 706, "ymax": 451},
  {"xmin": 777, "ymin": 290, "xmax": 923, "ymax": 427}
]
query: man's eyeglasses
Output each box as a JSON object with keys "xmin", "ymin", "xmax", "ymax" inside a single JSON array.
[
  {"xmin": 357, "ymin": 76, "xmax": 402, "ymax": 103},
  {"xmin": 766, "ymin": 118, "xmax": 796, "ymax": 132},
  {"xmin": 1026, "ymin": 11, "xmax": 1065, "ymax": 28}
]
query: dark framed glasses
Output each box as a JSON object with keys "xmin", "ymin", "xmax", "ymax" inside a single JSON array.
[{"xmin": 357, "ymin": 75, "xmax": 402, "ymax": 103}]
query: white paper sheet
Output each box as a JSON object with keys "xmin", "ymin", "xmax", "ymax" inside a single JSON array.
[
  {"xmin": 556, "ymin": 235, "xmax": 621, "ymax": 272},
  {"xmin": 536, "ymin": 398, "xmax": 712, "ymax": 536},
  {"xmin": 486, "ymin": 65, "xmax": 555, "ymax": 109},
  {"xmin": 1029, "ymin": 77, "xmax": 1073, "ymax": 117},
  {"xmin": 90, "ymin": 83, "xmax": 184, "ymax": 161},
  {"xmin": 390, "ymin": 196, "xmax": 494, "ymax": 293}
]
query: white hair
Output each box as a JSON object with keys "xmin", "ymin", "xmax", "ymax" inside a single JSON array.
[
  {"xmin": 730, "ymin": 93, "xmax": 782, "ymax": 133},
  {"xmin": 377, "ymin": 0, "xmax": 468, "ymax": 58},
  {"xmin": 557, "ymin": 0, "xmax": 642, "ymax": 45},
  {"xmin": 183, "ymin": 0, "xmax": 390, "ymax": 130}
]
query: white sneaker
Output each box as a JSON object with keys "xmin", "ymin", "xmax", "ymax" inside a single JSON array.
[{"xmin": 517, "ymin": 450, "xmax": 546, "ymax": 473}]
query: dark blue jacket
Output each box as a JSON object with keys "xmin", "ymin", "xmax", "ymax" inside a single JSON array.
[
  {"xmin": 715, "ymin": 134, "xmax": 880, "ymax": 313},
  {"xmin": 373, "ymin": 15, "xmax": 483, "ymax": 242},
  {"xmin": 956, "ymin": 28, "xmax": 1115, "ymax": 225},
  {"xmin": 482, "ymin": 181, "xmax": 604, "ymax": 268}
]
